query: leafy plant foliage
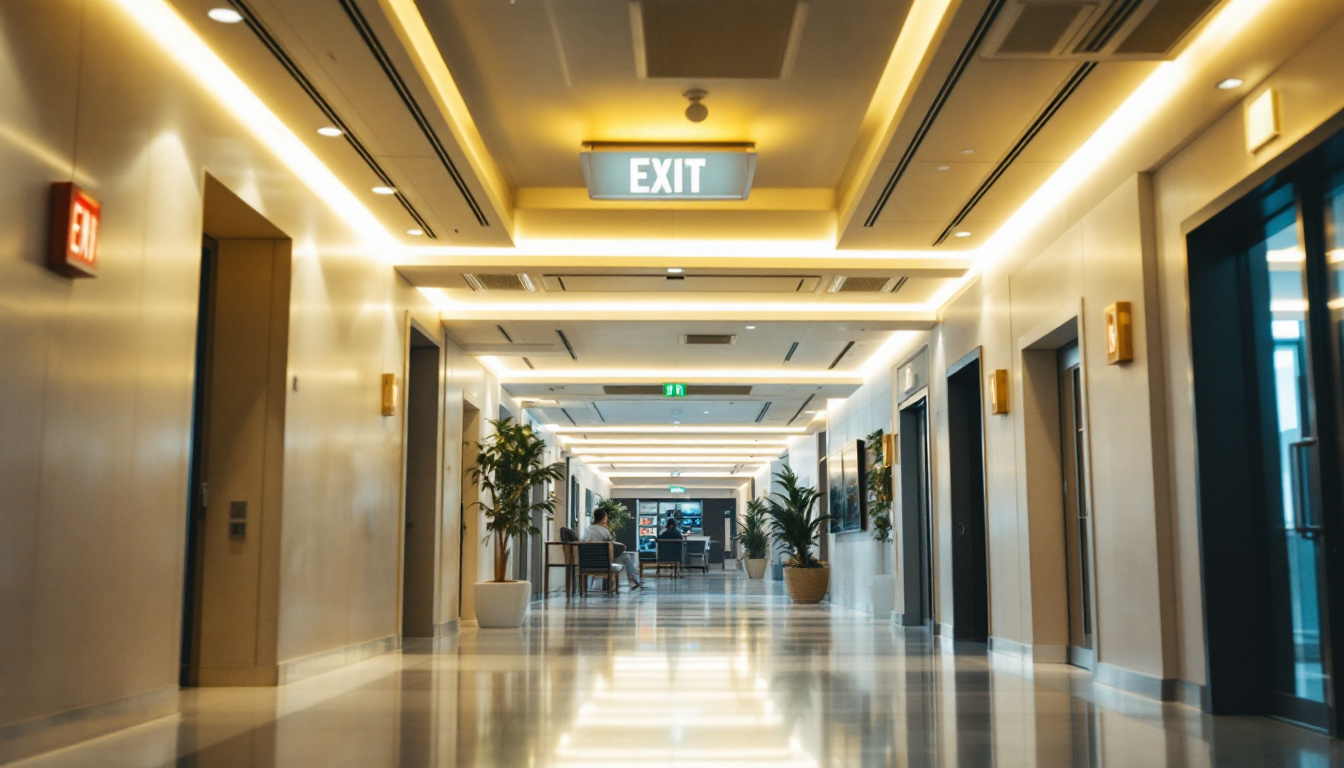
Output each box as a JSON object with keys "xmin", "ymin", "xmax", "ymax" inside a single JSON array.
[
  {"xmin": 866, "ymin": 428, "xmax": 894, "ymax": 544},
  {"xmin": 738, "ymin": 498, "xmax": 771, "ymax": 560},
  {"xmin": 765, "ymin": 466, "xmax": 831, "ymax": 568},
  {"xmin": 595, "ymin": 497, "xmax": 631, "ymax": 535},
  {"xmin": 471, "ymin": 417, "xmax": 565, "ymax": 583}
]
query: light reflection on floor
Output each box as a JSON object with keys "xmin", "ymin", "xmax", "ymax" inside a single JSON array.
[{"xmin": 10, "ymin": 571, "xmax": 1344, "ymax": 767}]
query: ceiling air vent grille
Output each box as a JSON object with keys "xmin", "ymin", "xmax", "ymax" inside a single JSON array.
[
  {"xmin": 463, "ymin": 273, "xmax": 535, "ymax": 292},
  {"xmin": 984, "ymin": 0, "xmax": 1221, "ymax": 60},
  {"xmin": 828, "ymin": 276, "xmax": 908, "ymax": 293},
  {"xmin": 682, "ymin": 334, "xmax": 738, "ymax": 345}
]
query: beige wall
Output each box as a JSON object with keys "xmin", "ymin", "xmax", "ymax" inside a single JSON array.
[
  {"xmin": 0, "ymin": 0, "xmax": 458, "ymax": 757},
  {"xmin": 909, "ymin": 2, "xmax": 1344, "ymax": 694}
]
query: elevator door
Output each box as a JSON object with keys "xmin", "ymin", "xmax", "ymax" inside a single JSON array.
[{"xmin": 1058, "ymin": 342, "xmax": 1094, "ymax": 668}]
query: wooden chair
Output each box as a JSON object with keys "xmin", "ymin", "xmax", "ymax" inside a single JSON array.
[
  {"xmin": 654, "ymin": 539, "xmax": 685, "ymax": 578},
  {"xmin": 575, "ymin": 542, "xmax": 621, "ymax": 596},
  {"xmin": 684, "ymin": 539, "xmax": 709, "ymax": 573}
]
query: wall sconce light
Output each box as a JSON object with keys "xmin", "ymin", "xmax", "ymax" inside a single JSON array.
[
  {"xmin": 381, "ymin": 373, "xmax": 399, "ymax": 417},
  {"xmin": 988, "ymin": 369, "xmax": 1010, "ymax": 415},
  {"xmin": 1105, "ymin": 302, "xmax": 1134, "ymax": 364},
  {"xmin": 882, "ymin": 432, "xmax": 897, "ymax": 466}
]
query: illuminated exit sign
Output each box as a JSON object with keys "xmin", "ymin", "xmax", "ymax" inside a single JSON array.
[
  {"xmin": 669, "ymin": 486, "xmax": 687, "ymax": 494},
  {"xmin": 663, "ymin": 383, "xmax": 687, "ymax": 397},
  {"xmin": 580, "ymin": 143, "xmax": 756, "ymax": 200}
]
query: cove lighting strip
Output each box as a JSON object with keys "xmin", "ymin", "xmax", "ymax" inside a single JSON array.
[
  {"xmin": 571, "ymin": 446, "xmax": 784, "ymax": 454},
  {"xmin": 549, "ymin": 425, "xmax": 806, "ymax": 434},
  {"xmin": 108, "ymin": 0, "xmax": 394, "ymax": 250},
  {"xmin": 558, "ymin": 437, "xmax": 792, "ymax": 446},
  {"xmin": 925, "ymin": 0, "xmax": 1283, "ymax": 310}
]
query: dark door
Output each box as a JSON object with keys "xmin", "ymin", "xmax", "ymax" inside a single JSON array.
[
  {"xmin": 899, "ymin": 399, "xmax": 933, "ymax": 627},
  {"xmin": 1058, "ymin": 342, "xmax": 1095, "ymax": 668},
  {"xmin": 1189, "ymin": 134, "xmax": 1344, "ymax": 734},
  {"xmin": 948, "ymin": 357, "xmax": 989, "ymax": 641},
  {"xmin": 703, "ymin": 499, "xmax": 735, "ymax": 565},
  {"xmin": 402, "ymin": 332, "xmax": 441, "ymax": 636},
  {"xmin": 180, "ymin": 238, "xmax": 217, "ymax": 686}
]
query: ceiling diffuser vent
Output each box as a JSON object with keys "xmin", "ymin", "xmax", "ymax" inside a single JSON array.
[
  {"xmin": 463, "ymin": 273, "xmax": 535, "ymax": 292},
  {"xmin": 682, "ymin": 333, "xmax": 738, "ymax": 345},
  {"xmin": 827, "ymin": 276, "xmax": 909, "ymax": 293},
  {"xmin": 983, "ymin": 0, "xmax": 1220, "ymax": 61},
  {"xmin": 634, "ymin": 0, "xmax": 806, "ymax": 79}
]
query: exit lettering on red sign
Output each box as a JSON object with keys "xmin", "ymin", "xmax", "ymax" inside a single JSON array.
[{"xmin": 48, "ymin": 182, "xmax": 101, "ymax": 278}]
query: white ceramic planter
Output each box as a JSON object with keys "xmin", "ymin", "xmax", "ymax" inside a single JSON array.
[
  {"xmin": 743, "ymin": 558, "xmax": 768, "ymax": 580},
  {"xmin": 870, "ymin": 574, "xmax": 896, "ymax": 619},
  {"xmin": 474, "ymin": 580, "xmax": 530, "ymax": 629}
]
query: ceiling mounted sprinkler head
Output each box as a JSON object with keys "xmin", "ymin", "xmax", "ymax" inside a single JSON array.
[{"xmin": 684, "ymin": 89, "xmax": 708, "ymax": 123}]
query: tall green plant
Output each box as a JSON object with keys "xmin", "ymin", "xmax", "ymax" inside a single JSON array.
[
  {"xmin": 595, "ymin": 498, "xmax": 631, "ymax": 535},
  {"xmin": 866, "ymin": 429, "xmax": 894, "ymax": 544},
  {"xmin": 765, "ymin": 466, "xmax": 831, "ymax": 568},
  {"xmin": 738, "ymin": 498, "xmax": 771, "ymax": 560},
  {"xmin": 471, "ymin": 418, "xmax": 565, "ymax": 583}
]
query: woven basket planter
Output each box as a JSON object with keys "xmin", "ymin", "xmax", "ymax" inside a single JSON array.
[{"xmin": 783, "ymin": 566, "xmax": 830, "ymax": 604}]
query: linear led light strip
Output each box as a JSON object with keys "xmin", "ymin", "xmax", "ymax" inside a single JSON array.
[
  {"xmin": 918, "ymin": 0, "xmax": 1285, "ymax": 314},
  {"xmin": 571, "ymin": 446, "xmax": 783, "ymax": 454},
  {"xmin": 558, "ymin": 438, "xmax": 791, "ymax": 446},
  {"xmin": 549, "ymin": 425, "xmax": 806, "ymax": 434},
  {"xmin": 109, "ymin": 0, "xmax": 394, "ymax": 250}
]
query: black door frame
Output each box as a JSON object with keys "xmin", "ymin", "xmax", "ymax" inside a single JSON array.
[
  {"xmin": 947, "ymin": 349, "xmax": 990, "ymax": 641},
  {"xmin": 899, "ymin": 394, "xmax": 934, "ymax": 628},
  {"xmin": 1188, "ymin": 130, "xmax": 1344, "ymax": 734}
]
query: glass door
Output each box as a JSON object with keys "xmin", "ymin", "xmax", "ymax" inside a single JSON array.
[{"xmin": 1252, "ymin": 200, "xmax": 1330, "ymax": 726}]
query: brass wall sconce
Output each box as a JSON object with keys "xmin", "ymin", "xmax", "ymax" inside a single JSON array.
[
  {"xmin": 988, "ymin": 369, "xmax": 1009, "ymax": 415},
  {"xmin": 1105, "ymin": 302, "xmax": 1134, "ymax": 364},
  {"xmin": 381, "ymin": 373, "xmax": 399, "ymax": 417}
]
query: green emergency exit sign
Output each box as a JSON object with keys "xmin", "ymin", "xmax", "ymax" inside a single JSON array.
[
  {"xmin": 669, "ymin": 486, "xmax": 687, "ymax": 493},
  {"xmin": 663, "ymin": 383, "xmax": 687, "ymax": 397}
]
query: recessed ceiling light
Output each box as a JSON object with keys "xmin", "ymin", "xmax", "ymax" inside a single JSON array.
[
  {"xmin": 317, "ymin": 126, "xmax": 344, "ymax": 137},
  {"xmin": 207, "ymin": 7, "xmax": 243, "ymax": 23},
  {"xmin": 745, "ymin": 325, "xmax": 756, "ymax": 330},
  {"xmin": 371, "ymin": 186, "xmax": 396, "ymax": 195},
  {"xmin": 936, "ymin": 164, "xmax": 951, "ymax": 171},
  {"xmin": 960, "ymin": 148, "xmax": 975, "ymax": 155},
  {"xmin": 703, "ymin": 411, "xmax": 710, "ymax": 415},
  {"xmin": 406, "ymin": 229, "xmax": 424, "ymax": 237},
  {"xmin": 954, "ymin": 231, "xmax": 972, "ymax": 238},
  {"xmin": 667, "ymin": 267, "xmax": 684, "ymax": 274},
  {"xmin": 673, "ymin": 421, "xmax": 681, "ymax": 425},
  {"xmin": 1217, "ymin": 78, "xmax": 1244, "ymax": 90}
]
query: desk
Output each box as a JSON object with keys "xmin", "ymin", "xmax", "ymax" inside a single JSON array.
[{"xmin": 542, "ymin": 541, "xmax": 578, "ymax": 597}]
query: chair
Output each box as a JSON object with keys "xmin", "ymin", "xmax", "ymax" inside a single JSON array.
[
  {"xmin": 553, "ymin": 527, "xmax": 580, "ymax": 596},
  {"xmin": 638, "ymin": 549, "xmax": 656, "ymax": 578},
  {"xmin": 654, "ymin": 539, "xmax": 685, "ymax": 578},
  {"xmin": 684, "ymin": 539, "xmax": 708, "ymax": 573},
  {"xmin": 575, "ymin": 542, "xmax": 621, "ymax": 596}
]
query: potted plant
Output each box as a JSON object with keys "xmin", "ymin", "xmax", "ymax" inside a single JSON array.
[
  {"xmin": 594, "ymin": 498, "xmax": 631, "ymax": 537},
  {"xmin": 866, "ymin": 429, "xmax": 896, "ymax": 619},
  {"xmin": 738, "ymin": 498, "xmax": 771, "ymax": 579},
  {"xmin": 470, "ymin": 417, "xmax": 565, "ymax": 628},
  {"xmin": 765, "ymin": 466, "xmax": 832, "ymax": 603}
]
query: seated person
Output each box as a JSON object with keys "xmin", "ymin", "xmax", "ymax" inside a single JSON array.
[
  {"xmin": 658, "ymin": 519, "xmax": 684, "ymax": 540},
  {"xmin": 582, "ymin": 509, "xmax": 643, "ymax": 589}
]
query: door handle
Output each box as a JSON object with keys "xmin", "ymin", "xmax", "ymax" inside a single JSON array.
[{"xmin": 1290, "ymin": 438, "xmax": 1323, "ymax": 538}]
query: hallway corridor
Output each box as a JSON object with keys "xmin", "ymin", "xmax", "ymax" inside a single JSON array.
[{"xmin": 14, "ymin": 573, "xmax": 1344, "ymax": 768}]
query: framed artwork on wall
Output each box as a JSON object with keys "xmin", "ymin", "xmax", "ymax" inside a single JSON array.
[{"xmin": 828, "ymin": 450, "xmax": 846, "ymax": 533}]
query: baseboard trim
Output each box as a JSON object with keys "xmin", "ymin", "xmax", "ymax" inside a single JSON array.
[
  {"xmin": 1175, "ymin": 679, "xmax": 1206, "ymax": 709},
  {"xmin": 1093, "ymin": 662, "xmax": 1184, "ymax": 702},
  {"xmin": 435, "ymin": 619, "xmax": 461, "ymax": 637},
  {"xmin": 277, "ymin": 634, "xmax": 401, "ymax": 685},
  {"xmin": 0, "ymin": 686, "xmax": 178, "ymax": 765},
  {"xmin": 987, "ymin": 636, "xmax": 1067, "ymax": 663},
  {"xmin": 197, "ymin": 665, "xmax": 279, "ymax": 687}
]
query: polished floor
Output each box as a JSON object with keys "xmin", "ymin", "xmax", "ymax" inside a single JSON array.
[{"xmin": 13, "ymin": 571, "xmax": 1344, "ymax": 767}]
